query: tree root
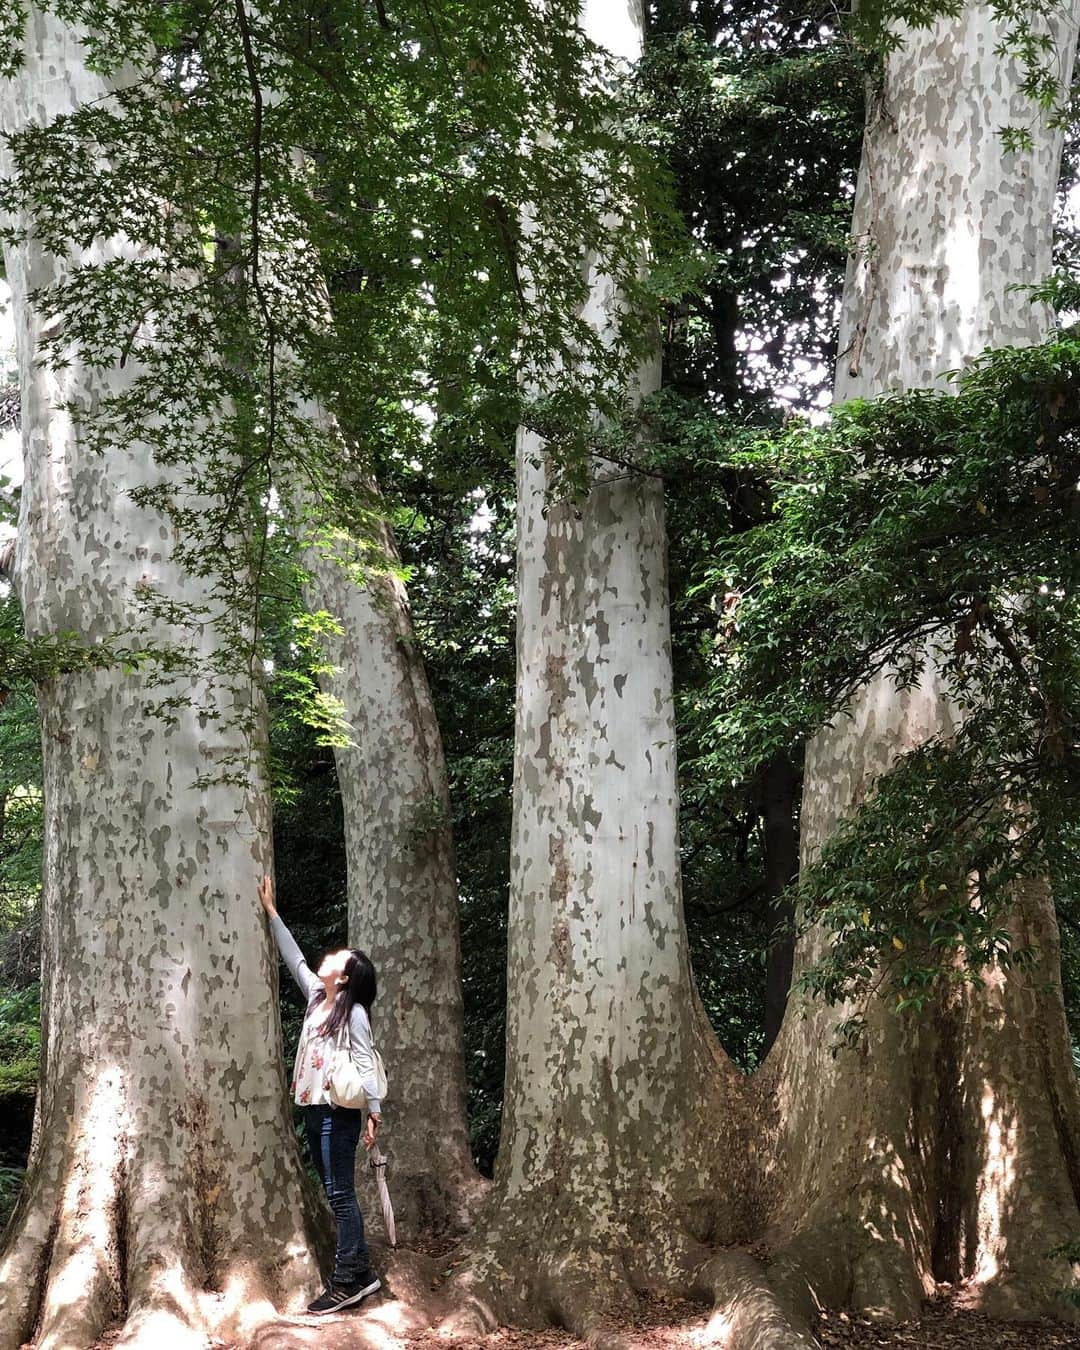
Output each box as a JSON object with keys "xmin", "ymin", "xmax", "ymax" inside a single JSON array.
[
  {"xmin": 0, "ymin": 1164, "xmax": 59, "ymax": 1349},
  {"xmin": 432, "ymin": 1209, "xmax": 826, "ymax": 1350},
  {"xmin": 962, "ymin": 1234, "xmax": 1080, "ymax": 1325},
  {"xmin": 242, "ymin": 1247, "xmax": 444, "ymax": 1350},
  {"xmin": 696, "ymin": 1249, "xmax": 819, "ymax": 1350},
  {"xmin": 765, "ymin": 1215, "xmax": 929, "ymax": 1326},
  {"xmin": 0, "ymin": 1073, "xmax": 323, "ymax": 1350},
  {"xmin": 438, "ymin": 1249, "xmax": 643, "ymax": 1349},
  {"xmin": 763, "ymin": 1201, "xmax": 1080, "ymax": 1332}
]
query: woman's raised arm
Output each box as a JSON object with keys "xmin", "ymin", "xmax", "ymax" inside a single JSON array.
[{"xmin": 259, "ymin": 875, "xmax": 320, "ymax": 1001}]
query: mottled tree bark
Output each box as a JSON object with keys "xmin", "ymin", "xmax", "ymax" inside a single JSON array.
[
  {"xmin": 461, "ymin": 403, "xmax": 753, "ymax": 1320},
  {"xmin": 765, "ymin": 2, "xmax": 1080, "ymax": 1321},
  {"xmin": 442, "ymin": 4, "xmax": 816, "ymax": 1344},
  {"xmin": 0, "ymin": 12, "xmax": 322, "ymax": 1348},
  {"xmin": 298, "ymin": 463, "xmax": 486, "ymax": 1238}
]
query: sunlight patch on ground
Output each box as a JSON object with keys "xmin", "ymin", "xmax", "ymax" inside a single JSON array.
[{"xmin": 687, "ymin": 1307, "xmax": 733, "ymax": 1346}]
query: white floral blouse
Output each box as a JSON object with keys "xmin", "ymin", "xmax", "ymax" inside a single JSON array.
[{"xmin": 270, "ymin": 915, "xmax": 382, "ymax": 1112}]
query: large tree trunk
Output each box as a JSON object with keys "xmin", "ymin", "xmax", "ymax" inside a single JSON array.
[
  {"xmin": 299, "ymin": 473, "xmax": 486, "ymax": 1239},
  {"xmin": 764, "ymin": 2, "xmax": 1080, "ymax": 1322},
  {"xmin": 442, "ymin": 4, "xmax": 817, "ymax": 1343},
  {"xmin": 0, "ymin": 13, "xmax": 322, "ymax": 1348},
  {"xmin": 232, "ymin": 129, "xmax": 483, "ymax": 1234}
]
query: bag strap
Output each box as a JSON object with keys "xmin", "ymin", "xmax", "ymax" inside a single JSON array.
[{"xmin": 336, "ymin": 1006, "xmax": 382, "ymax": 1059}]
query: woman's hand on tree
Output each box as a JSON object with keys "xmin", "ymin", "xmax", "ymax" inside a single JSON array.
[
  {"xmin": 363, "ymin": 1113, "xmax": 381, "ymax": 1150},
  {"xmin": 258, "ymin": 874, "xmax": 277, "ymax": 919}
]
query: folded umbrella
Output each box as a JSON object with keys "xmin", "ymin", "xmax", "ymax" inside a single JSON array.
[{"xmin": 369, "ymin": 1145, "xmax": 396, "ymax": 1248}]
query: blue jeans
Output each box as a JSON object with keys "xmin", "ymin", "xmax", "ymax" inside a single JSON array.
[{"xmin": 304, "ymin": 1105, "xmax": 370, "ymax": 1285}]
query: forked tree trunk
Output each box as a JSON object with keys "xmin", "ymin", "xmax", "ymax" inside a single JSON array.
[
  {"xmin": 298, "ymin": 465, "xmax": 486, "ymax": 1238},
  {"xmin": 765, "ymin": 2, "xmax": 1080, "ymax": 1322},
  {"xmin": 223, "ymin": 127, "xmax": 483, "ymax": 1234},
  {"xmin": 444, "ymin": 3, "xmax": 803, "ymax": 1342},
  {"xmin": 0, "ymin": 12, "xmax": 322, "ymax": 1348},
  {"xmin": 236, "ymin": 148, "xmax": 483, "ymax": 1233}
]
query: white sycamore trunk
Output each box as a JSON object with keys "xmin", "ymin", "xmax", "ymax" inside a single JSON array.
[
  {"xmin": 450, "ymin": 3, "xmax": 808, "ymax": 1342},
  {"xmin": 767, "ymin": 1, "xmax": 1080, "ymax": 1321},
  {"xmin": 0, "ymin": 12, "xmax": 322, "ymax": 1348},
  {"xmin": 299, "ymin": 476, "xmax": 485, "ymax": 1237},
  {"xmin": 244, "ymin": 140, "xmax": 483, "ymax": 1236}
]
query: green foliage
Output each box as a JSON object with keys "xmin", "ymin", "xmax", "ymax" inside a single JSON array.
[
  {"xmin": 0, "ymin": 593, "xmax": 42, "ymax": 963},
  {"xmin": 267, "ymin": 691, "xmax": 347, "ymax": 1097},
  {"xmin": 0, "ymin": 0, "xmax": 686, "ymax": 704},
  {"xmin": 640, "ymin": 20, "xmax": 861, "ymax": 411},
  {"xmin": 636, "ymin": 0, "xmax": 864, "ymax": 1065},
  {"xmin": 1047, "ymin": 1237, "xmax": 1080, "ymax": 1306},
  {"xmin": 387, "ymin": 455, "xmax": 517, "ymax": 1171},
  {"xmin": 693, "ymin": 326, "xmax": 1080, "ymax": 1024},
  {"xmin": 0, "ymin": 3, "xmax": 25, "ymax": 78},
  {"xmin": 1028, "ymin": 270, "xmax": 1080, "ymax": 314},
  {"xmin": 0, "ymin": 1165, "xmax": 24, "ymax": 1229},
  {"xmin": 3, "ymin": 1, "xmax": 1078, "ymax": 1195},
  {"xmin": 0, "ymin": 984, "xmax": 39, "ymax": 1099}
]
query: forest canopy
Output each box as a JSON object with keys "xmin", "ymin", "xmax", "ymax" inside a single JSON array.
[{"xmin": 2, "ymin": 0, "xmax": 1080, "ymax": 1347}]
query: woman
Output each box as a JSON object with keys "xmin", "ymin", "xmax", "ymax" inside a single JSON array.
[{"xmin": 258, "ymin": 874, "xmax": 383, "ymax": 1315}]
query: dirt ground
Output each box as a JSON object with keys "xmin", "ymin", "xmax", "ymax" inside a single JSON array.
[
  {"xmin": 80, "ymin": 1246, "xmax": 1080, "ymax": 1350},
  {"xmin": 813, "ymin": 1299, "xmax": 1080, "ymax": 1350},
  {"xmin": 397, "ymin": 1297, "xmax": 1080, "ymax": 1349},
  {"xmin": 249, "ymin": 1281, "xmax": 1080, "ymax": 1349}
]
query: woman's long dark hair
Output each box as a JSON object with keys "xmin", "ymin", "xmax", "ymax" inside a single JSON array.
[{"xmin": 314, "ymin": 949, "xmax": 377, "ymax": 1039}]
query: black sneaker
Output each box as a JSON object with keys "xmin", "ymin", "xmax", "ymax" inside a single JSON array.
[{"xmin": 307, "ymin": 1273, "xmax": 381, "ymax": 1315}]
